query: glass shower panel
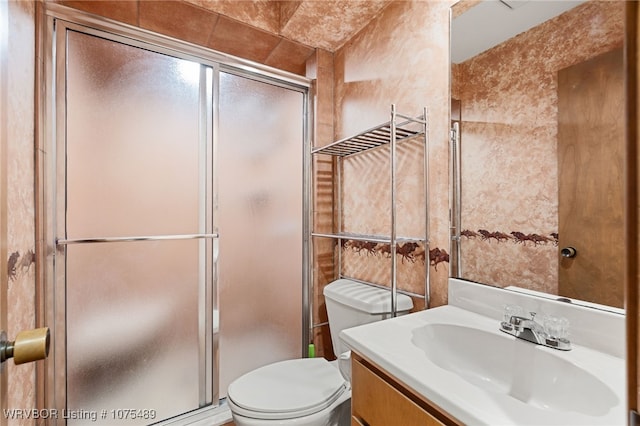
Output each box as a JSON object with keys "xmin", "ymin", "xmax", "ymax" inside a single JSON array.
[
  {"xmin": 66, "ymin": 31, "xmax": 202, "ymax": 238},
  {"xmin": 64, "ymin": 30, "xmax": 211, "ymax": 423},
  {"xmin": 217, "ymin": 72, "xmax": 304, "ymax": 396},
  {"xmin": 66, "ymin": 240, "xmax": 200, "ymax": 425}
]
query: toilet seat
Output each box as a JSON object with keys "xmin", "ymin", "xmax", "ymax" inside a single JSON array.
[{"xmin": 227, "ymin": 358, "xmax": 347, "ymax": 421}]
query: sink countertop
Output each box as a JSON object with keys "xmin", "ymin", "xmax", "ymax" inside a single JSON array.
[{"xmin": 340, "ymin": 304, "xmax": 625, "ymax": 426}]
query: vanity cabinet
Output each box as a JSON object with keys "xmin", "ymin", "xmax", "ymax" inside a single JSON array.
[{"xmin": 351, "ymin": 353, "xmax": 461, "ymax": 426}]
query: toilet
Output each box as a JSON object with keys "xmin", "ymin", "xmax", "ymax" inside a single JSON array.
[{"xmin": 227, "ymin": 278, "xmax": 414, "ymax": 426}]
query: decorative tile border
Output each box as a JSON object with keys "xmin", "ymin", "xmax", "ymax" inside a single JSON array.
[
  {"xmin": 7, "ymin": 250, "xmax": 35, "ymax": 282},
  {"xmin": 461, "ymin": 229, "xmax": 558, "ymax": 246},
  {"xmin": 341, "ymin": 240, "xmax": 449, "ymax": 269}
]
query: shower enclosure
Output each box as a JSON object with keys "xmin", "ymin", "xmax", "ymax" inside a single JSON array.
[{"xmin": 39, "ymin": 5, "xmax": 309, "ymax": 424}]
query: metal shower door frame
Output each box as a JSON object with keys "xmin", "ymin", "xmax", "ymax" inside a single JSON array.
[{"xmin": 37, "ymin": 4, "xmax": 311, "ymax": 425}]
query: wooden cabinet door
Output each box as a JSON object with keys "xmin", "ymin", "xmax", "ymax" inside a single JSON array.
[{"xmin": 351, "ymin": 356, "xmax": 447, "ymax": 426}]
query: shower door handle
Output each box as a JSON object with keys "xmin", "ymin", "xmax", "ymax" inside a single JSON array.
[{"xmin": 0, "ymin": 327, "xmax": 50, "ymax": 365}]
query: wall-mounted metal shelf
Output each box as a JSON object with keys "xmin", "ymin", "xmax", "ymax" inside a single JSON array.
[{"xmin": 312, "ymin": 116, "xmax": 426, "ymax": 157}]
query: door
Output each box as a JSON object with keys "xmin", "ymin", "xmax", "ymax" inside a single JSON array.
[
  {"xmin": 557, "ymin": 47, "xmax": 625, "ymax": 308},
  {"xmin": 44, "ymin": 8, "xmax": 309, "ymax": 422},
  {"xmin": 57, "ymin": 28, "xmax": 215, "ymax": 424},
  {"xmin": 217, "ymin": 71, "xmax": 305, "ymax": 395}
]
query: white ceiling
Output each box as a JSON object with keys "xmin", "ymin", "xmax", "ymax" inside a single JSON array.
[{"xmin": 451, "ymin": 0, "xmax": 586, "ymax": 64}]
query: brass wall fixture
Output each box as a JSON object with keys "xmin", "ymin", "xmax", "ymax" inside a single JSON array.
[{"xmin": 0, "ymin": 327, "xmax": 50, "ymax": 365}]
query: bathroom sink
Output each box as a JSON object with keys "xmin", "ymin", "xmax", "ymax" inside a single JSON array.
[
  {"xmin": 340, "ymin": 280, "xmax": 625, "ymax": 425},
  {"xmin": 411, "ymin": 323, "xmax": 618, "ymax": 416}
]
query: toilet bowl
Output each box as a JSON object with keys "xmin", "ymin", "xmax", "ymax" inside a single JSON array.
[{"xmin": 227, "ymin": 279, "xmax": 413, "ymax": 426}]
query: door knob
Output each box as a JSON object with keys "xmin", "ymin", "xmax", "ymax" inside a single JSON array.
[
  {"xmin": 561, "ymin": 247, "xmax": 577, "ymax": 258},
  {"xmin": 0, "ymin": 327, "xmax": 50, "ymax": 365}
]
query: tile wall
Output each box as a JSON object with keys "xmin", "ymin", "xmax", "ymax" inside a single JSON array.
[
  {"xmin": 6, "ymin": 1, "xmax": 36, "ymax": 424},
  {"xmin": 332, "ymin": 0, "xmax": 455, "ymax": 310},
  {"xmin": 307, "ymin": 49, "xmax": 337, "ymax": 358}
]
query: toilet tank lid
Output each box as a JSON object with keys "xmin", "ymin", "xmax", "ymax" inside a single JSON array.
[{"xmin": 323, "ymin": 279, "xmax": 413, "ymax": 314}]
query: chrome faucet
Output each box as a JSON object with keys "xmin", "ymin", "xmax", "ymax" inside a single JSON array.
[{"xmin": 500, "ymin": 308, "xmax": 571, "ymax": 351}]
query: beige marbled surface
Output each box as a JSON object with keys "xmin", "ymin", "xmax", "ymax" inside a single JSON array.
[
  {"xmin": 184, "ymin": 0, "xmax": 280, "ymax": 34},
  {"xmin": 308, "ymin": 50, "xmax": 336, "ymax": 358},
  {"xmin": 6, "ymin": 1, "xmax": 36, "ymax": 423},
  {"xmin": 451, "ymin": 0, "xmax": 481, "ymax": 18},
  {"xmin": 185, "ymin": 0, "xmax": 391, "ymax": 52},
  {"xmin": 280, "ymin": 1, "xmax": 390, "ymax": 51},
  {"xmin": 452, "ymin": 1, "xmax": 623, "ymax": 293},
  {"xmin": 334, "ymin": 0, "xmax": 454, "ymax": 307},
  {"xmin": 57, "ymin": 0, "xmax": 316, "ymax": 75}
]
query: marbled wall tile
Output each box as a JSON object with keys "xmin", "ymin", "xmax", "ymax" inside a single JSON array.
[
  {"xmin": 341, "ymin": 148, "xmax": 391, "ymax": 236},
  {"xmin": 337, "ymin": 240, "xmax": 442, "ymax": 300},
  {"xmin": 56, "ymin": 0, "xmax": 139, "ymax": 26},
  {"xmin": 335, "ymin": 1, "xmax": 453, "ymax": 136},
  {"xmin": 461, "ymin": 239, "xmax": 557, "ymax": 294},
  {"xmin": 279, "ymin": 1, "xmax": 302, "ymax": 29},
  {"xmin": 308, "ymin": 50, "xmax": 335, "ymax": 358},
  {"xmin": 451, "ymin": 0, "xmax": 481, "ymax": 18},
  {"xmin": 334, "ymin": 0, "xmax": 454, "ymax": 307},
  {"xmin": 315, "ymin": 123, "xmax": 333, "ymax": 144},
  {"xmin": 208, "ymin": 15, "xmax": 282, "ymax": 63},
  {"xmin": 315, "ymin": 48, "xmax": 334, "ymax": 73},
  {"xmin": 341, "ymin": 248, "xmax": 391, "ymax": 289},
  {"xmin": 7, "ymin": 1, "xmax": 36, "ymax": 423},
  {"xmin": 184, "ymin": 0, "xmax": 280, "ymax": 34},
  {"xmin": 315, "ymin": 58, "xmax": 334, "ymax": 127},
  {"xmin": 279, "ymin": 1, "xmax": 391, "ymax": 51},
  {"xmin": 139, "ymin": 1, "xmax": 218, "ymax": 47},
  {"xmin": 185, "ymin": 0, "xmax": 396, "ymax": 53},
  {"xmin": 264, "ymin": 38, "xmax": 314, "ymax": 75},
  {"xmin": 313, "ymin": 324, "xmax": 333, "ymax": 360}
]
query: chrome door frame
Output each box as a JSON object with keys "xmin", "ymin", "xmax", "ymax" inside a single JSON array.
[{"xmin": 37, "ymin": 4, "xmax": 311, "ymax": 424}]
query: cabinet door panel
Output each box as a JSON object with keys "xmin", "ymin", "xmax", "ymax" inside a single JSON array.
[{"xmin": 351, "ymin": 357, "xmax": 444, "ymax": 426}]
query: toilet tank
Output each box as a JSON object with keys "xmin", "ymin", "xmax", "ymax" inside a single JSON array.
[{"xmin": 323, "ymin": 279, "xmax": 413, "ymax": 357}]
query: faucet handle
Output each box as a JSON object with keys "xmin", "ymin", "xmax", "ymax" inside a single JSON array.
[
  {"xmin": 503, "ymin": 304, "xmax": 524, "ymax": 322},
  {"xmin": 543, "ymin": 316, "xmax": 570, "ymax": 339},
  {"xmin": 542, "ymin": 316, "xmax": 571, "ymax": 350}
]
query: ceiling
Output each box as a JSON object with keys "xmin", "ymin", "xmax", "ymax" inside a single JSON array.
[
  {"xmin": 187, "ymin": 0, "xmax": 587, "ymax": 57},
  {"xmin": 451, "ymin": 0, "xmax": 586, "ymax": 64},
  {"xmin": 183, "ymin": 0, "xmax": 392, "ymax": 52}
]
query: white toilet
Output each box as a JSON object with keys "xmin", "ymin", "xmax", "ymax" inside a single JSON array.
[{"xmin": 227, "ymin": 278, "xmax": 414, "ymax": 426}]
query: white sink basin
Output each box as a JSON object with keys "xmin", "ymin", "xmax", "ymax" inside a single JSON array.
[
  {"xmin": 340, "ymin": 299, "xmax": 625, "ymax": 426},
  {"xmin": 411, "ymin": 323, "xmax": 618, "ymax": 416}
]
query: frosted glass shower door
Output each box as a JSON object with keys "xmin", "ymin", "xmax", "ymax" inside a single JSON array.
[
  {"xmin": 217, "ymin": 72, "xmax": 304, "ymax": 396},
  {"xmin": 62, "ymin": 30, "xmax": 214, "ymax": 424}
]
